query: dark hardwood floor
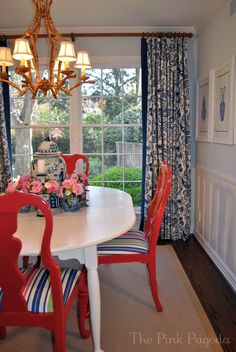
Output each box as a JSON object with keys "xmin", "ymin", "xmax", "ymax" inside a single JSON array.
[{"xmin": 171, "ymin": 235, "xmax": 236, "ymax": 352}]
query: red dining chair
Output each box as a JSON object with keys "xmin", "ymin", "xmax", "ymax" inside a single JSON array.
[
  {"xmin": 97, "ymin": 161, "xmax": 172, "ymax": 311},
  {"xmin": 0, "ymin": 191, "xmax": 84, "ymax": 351},
  {"xmin": 78, "ymin": 161, "xmax": 172, "ymax": 338},
  {"xmin": 60, "ymin": 154, "xmax": 90, "ymax": 177}
]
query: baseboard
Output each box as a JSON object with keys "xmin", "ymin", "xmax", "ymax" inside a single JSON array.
[{"xmin": 195, "ymin": 232, "xmax": 236, "ymax": 292}]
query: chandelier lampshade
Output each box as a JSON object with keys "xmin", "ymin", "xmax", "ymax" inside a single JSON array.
[
  {"xmin": 57, "ymin": 41, "xmax": 77, "ymax": 62},
  {"xmin": 0, "ymin": 0, "xmax": 94, "ymax": 98},
  {"xmin": 0, "ymin": 47, "xmax": 14, "ymax": 70},
  {"xmin": 74, "ymin": 51, "xmax": 91, "ymax": 78},
  {"xmin": 74, "ymin": 51, "xmax": 91, "ymax": 68},
  {"xmin": 13, "ymin": 39, "xmax": 33, "ymax": 61}
]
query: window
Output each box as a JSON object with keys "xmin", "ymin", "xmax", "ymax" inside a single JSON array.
[
  {"xmin": 9, "ymin": 66, "xmax": 142, "ymax": 207},
  {"xmin": 82, "ymin": 68, "xmax": 142, "ymax": 206}
]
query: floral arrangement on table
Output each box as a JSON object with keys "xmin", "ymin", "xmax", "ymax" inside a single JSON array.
[
  {"xmin": 5, "ymin": 172, "xmax": 89, "ymax": 212},
  {"xmin": 59, "ymin": 173, "xmax": 88, "ymax": 210}
]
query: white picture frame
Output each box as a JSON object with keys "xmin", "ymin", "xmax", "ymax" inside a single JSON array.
[
  {"xmin": 211, "ymin": 56, "xmax": 235, "ymax": 145},
  {"xmin": 196, "ymin": 73, "xmax": 212, "ymax": 142}
]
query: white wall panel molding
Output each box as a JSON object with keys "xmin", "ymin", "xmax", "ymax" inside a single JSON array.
[
  {"xmin": 196, "ymin": 233, "xmax": 236, "ymax": 291},
  {"xmin": 197, "ymin": 164, "xmax": 236, "ymax": 187},
  {"xmin": 195, "ymin": 164, "xmax": 236, "ymax": 292}
]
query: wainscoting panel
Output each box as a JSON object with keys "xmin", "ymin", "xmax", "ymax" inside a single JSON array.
[{"xmin": 195, "ymin": 165, "xmax": 236, "ymax": 291}]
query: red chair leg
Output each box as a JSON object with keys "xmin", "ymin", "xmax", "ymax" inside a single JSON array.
[
  {"xmin": 0, "ymin": 326, "xmax": 6, "ymax": 339},
  {"xmin": 52, "ymin": 323, "xmax": 66, "ymax": 352},
  {"xmin": 23, "ymin": 255, "xmax": 41, "ymax": 268},
  {"xmin": 33, "ymin": 255, "xmax": 41, "ymax": 268},
  {"xmin": 77, "ymin": 268, "xmax": 91, "ymax": 339},
  {"xmin": 23, "ymin": 256, "xmax": 30, "ymax": 268},
  {"xmin": 147, "ymin": 262, "xmax": 163, "ymax": 312}
]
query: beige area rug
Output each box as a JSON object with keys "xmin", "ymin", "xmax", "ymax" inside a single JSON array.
[{"xmin": 0, "ymin": 246, "xmax": 224, "ymax": 352}]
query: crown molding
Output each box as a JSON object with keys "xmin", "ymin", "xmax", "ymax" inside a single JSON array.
[
  {"xmin": 195, "ymin": 0, "xmax": 227, "ymax": 32},
  {"xmin": 0, "ymin": 26, "xmax": 196, "ymax": 36}
]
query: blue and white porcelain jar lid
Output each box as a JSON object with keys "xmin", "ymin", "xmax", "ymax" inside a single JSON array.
[{"xmin": 36, "ymin": 136, "xmax": 60, "ymax": 156}]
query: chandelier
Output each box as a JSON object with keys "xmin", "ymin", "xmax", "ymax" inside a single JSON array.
[{"xmin": 0, "ymin": 0, "xmax": 94, "ymax": 98}]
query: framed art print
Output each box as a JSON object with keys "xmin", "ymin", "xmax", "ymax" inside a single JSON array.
[
  {"xmin": 211, "ymin": 56, "xmax": 235, "ymax": 144},
  {"xmin": 196, "ymin": 73, "xmax": 212, "ymax": 142}
]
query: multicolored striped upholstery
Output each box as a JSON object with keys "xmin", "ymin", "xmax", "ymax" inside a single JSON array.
[
  {"xmin": 97, "ymin": 230, "xmax": 149, "ymax": 255},
  {"xmin": 0, "ymin": 267, "xmax": 80, "ymax": 313}
]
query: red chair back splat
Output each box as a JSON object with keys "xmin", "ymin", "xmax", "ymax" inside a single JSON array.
[{"xmin": 60, "ymin": 154, "xmax": 89, "ymax": 176}]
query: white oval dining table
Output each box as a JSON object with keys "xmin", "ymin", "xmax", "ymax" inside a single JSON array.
[{"xmin": 16, "ymin": 186, "xmax": 136, "ymax": 352}]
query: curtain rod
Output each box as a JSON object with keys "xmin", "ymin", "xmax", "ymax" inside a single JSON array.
[{"xmin": 0, "ymin": 32, "xmax": 193, "ymax": 40}]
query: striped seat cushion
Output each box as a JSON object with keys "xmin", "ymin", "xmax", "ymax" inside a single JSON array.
[
  {"xmin": 97, "ymin": 230, "xmax": 149, "ymax": 255},
  {"xmin": 0, "ymin": 267, "xmax": 80, "ymax": 313}
]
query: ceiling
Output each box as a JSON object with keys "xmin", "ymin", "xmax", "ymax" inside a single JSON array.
[{"xmin": 0, "ymin": 0, "xmax": 219, "ymax": 33}]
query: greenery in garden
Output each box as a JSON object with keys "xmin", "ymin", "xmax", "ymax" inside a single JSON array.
[{"xmin": 91, "ymin": 166, "xmax": 142, "ymax": 206}]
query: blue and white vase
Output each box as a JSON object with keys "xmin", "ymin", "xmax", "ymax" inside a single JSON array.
[
  {"xmin": 20, "ymin": 205, "xmax": 32, "ymax": 213},
  {"xmin": 49, "ymin": 194, "xmax": 61, "ymax": 210},
  {"xmin": 37, "ymin": 193, "xmax": 61, "ymax": 216},
  {"xmin": 60, "ymin": 194, "xmax": 81, "ymax": 212}
]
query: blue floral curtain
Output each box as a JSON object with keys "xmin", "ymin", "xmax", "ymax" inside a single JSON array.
[
  {"xmin": 141, "ymin": 36, "xmax": 191, "ymax": 241},
  {"xmin": 0, "ymin": 86, "xmax": 11, "ymax": 193},
  {"xmin": 0, "ymin": 39, "xmax": 12, "ymax": 170}
]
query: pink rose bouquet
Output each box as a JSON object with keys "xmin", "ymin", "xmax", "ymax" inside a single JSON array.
[
  {"xmin": 59, "ymin": 172, "xmax": 85, "ymax": 206},
  {"xmin": 5, "ymin": 175, "xmax": 61, "ymax": 196},
  {"xmin": 5, "ymin": 173, "xmax": 87, "ymax": 208}
]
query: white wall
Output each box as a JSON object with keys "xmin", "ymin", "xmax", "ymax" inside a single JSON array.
[
  {"xmin": 196, "ymin": 0, "xmax": 236, "ymax": 290},
  {"xmin": 34, "ymin": 36, "xmax": 141, "ymax": 67},
  {"xmin": 75, "ymin": 37, "xmax": 141, "ymax": 66},
  {"xmin": 197, "ymin": 0, "xmax": 236, "ymax": 176}
]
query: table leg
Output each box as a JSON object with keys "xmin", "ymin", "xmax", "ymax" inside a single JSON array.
[{"xmin": 84, "ymin": 246, "xmax": 104, "ymax": 352}]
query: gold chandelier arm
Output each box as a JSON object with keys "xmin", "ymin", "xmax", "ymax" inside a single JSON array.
[
  {"xmin": 50, "ymin": 86, "xmax": 58, "ymax": 99},
  {"xmin": 25, "ymin": 0, "xmax": 41, "ymax": 37},
  {"xmin": 45, "ymin": 1, "xmax": 64, "ymax": 41},
  {"xmin": 59, "ymin": 86, "xmax": 72, "ymax": 96},
  {"xmin": 48, "ymin": 39, "xmax": 56, "ymax": 84},
  {"xmin": 29, "ymin": 34, "xmax": 40, "ymax": 84},
  {"xmin": 32, "ymin": 87, "xmax": 40, "ymax": 99},
  {"xmin": 0, "ymin": 78, "xmax": 23, "ymax": 94},
  {"xmin": 69, "ymin": 79, "xmax": 96, "ymax": 92},
  {"xmin": 55, "ymin": 75, "xmax": 71, "ymax": 93},
  {"xmin": 57, "ymin": 61, "xmax": 62, "ymax": 78},
  {"xmin": 43, "ymin": 1, "xmax": 63, "ymax": 86},
  {"xmin": 26, "ymin": 60, "xmax": 33, "ymax": 83},
  {"xmin": 18, "ymin": 87, "xmax": 32, "ymax": 97},
  {"xmin": 20, "ymin": 72, "xmax": 36, "ymax": 92}
]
